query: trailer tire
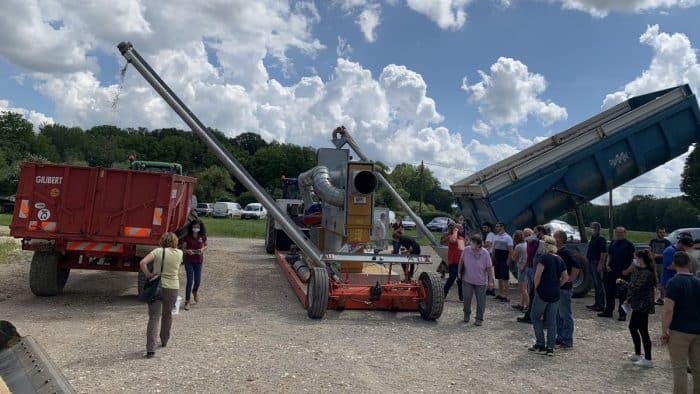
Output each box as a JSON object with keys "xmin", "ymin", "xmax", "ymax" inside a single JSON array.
[
  {"xmin": 265, "ymin": 218, "xmax": 276, "ymax": 254},
  {"xmin": 307, "ymin": 267, "xmax": 329, "ymax": 319},
  {"xmin": 29, "ymin": 252, "xmax": 70, "ymax": 297},
  {"xmin": 275, "ymin": 230, "xmax": 292, "ymax": 251},
  {"xmin": 418, "ymin": 271, "xmax": 444, "ymax": 321},
  {"xmin": 572, "ymin": 256, "xmax": 593, "ymax": 298}
]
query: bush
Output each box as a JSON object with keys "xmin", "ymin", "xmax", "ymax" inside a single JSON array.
[
  {"xmin": 237, "ymin": 191, "xmax": 257, "ymax": 207},
  {"xmin": 420, "ymin": 211, "xmax": 454, "ymax": 223}
]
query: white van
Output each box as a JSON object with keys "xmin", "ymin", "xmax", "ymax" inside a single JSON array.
[{"xmin": 212, "ymin": 202, "xmax": 242, "ymax": 218}]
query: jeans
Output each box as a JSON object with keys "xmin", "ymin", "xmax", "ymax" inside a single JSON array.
[
  {"xmin": 628, "ymin": 311, "xmax": 652, "ymax": 360},
  {"xmin": 521, "ymin": 266, "xmax": 535, "ymax": 319},
  {"xmin": 668, "ymin": 330, "xmax": 700, "ymax": 394},
  {"xmin": 604, "ymin": 270, "xmax": 626, "ymax": 317},
  {"xmin": 146, "ymin": 288, "xmax": 179, "ymax": 353},
  {"xmin": 531, "ymin": 292, "xmax": 559, "ymax": 349},
  {"xmin": 184, "ymin": 262, "xmax": 203, "ymax": 301},
  {"xmin": 589, "ymin": 259, "xmax": 606, "ymax": 307},
  {"xmin": 462, "ymin": 282, "xmax": 486, "ymax": 322},
  {"xmin": 392, "ymin": 241, "xmax": 400, "ymax": 254},
  {"xmin": 556, "ymin": 288, "xmax": 574, "ymax": 346},
  {"xmin": 444, "ymin": 264, "xmax": 463, "ymax": 300}
]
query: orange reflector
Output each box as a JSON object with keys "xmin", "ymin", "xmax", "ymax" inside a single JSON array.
[
  {"xmin": 152, "ymin": 207, "xmax": 163, "ymax": 226},
  {"xmin": 29, "ymin": 221, "xmax": 57, "ymax": 232},
  {"xmin": 18, "ymin": 199, "xmax": 29, "ymax": 218},
  {"xmin": 123, "ymin": 226, "xmax": 152, "ymax": 237},
  {"xmin": 67, "ymin": 241, "xmax": 124, "ymax": 253}
]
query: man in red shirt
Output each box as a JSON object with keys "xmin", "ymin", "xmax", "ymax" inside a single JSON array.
[{"xmin": 444, "ymin": 222, "xmax": 465, "ymax": 300}]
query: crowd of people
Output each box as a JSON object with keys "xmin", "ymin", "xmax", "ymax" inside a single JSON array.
[{"xmin": 436, "ymin": 218, "xmax": 698, "ymax": 392}]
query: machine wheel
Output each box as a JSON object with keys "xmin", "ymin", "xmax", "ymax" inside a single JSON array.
[
  {"xmin": 417, "ymin": 271, "xmax": 444, "ymax": 321},
  {"xmin": 307, "ymin": 267, "xmax": 329, "ymax": 319},
  {"xmin": 29, "ymin": 251, "xmax": 70, "ymax": 296},
  {"xmin": 265, "ymin": 217, "xmax": 276, "ymax": 254},
  {"xmin": 275, "ymin": 230, "xmax": 292, "ymax": 251},
  {"xmin": 572, "ymin": 255, "xmax": 593, "ymax": 298}
]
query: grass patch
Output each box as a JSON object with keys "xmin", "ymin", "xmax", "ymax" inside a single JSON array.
[
  {"xmin": 200, "ymin": 217, "xmax": 266, "ymax": 239},
  {"xmin": 599, "ymin": 228, "xmax": 655, "ymax": 244},
  {"xmin": 0, "ymin": 213, "xmax": 11, "ymax": 227}
]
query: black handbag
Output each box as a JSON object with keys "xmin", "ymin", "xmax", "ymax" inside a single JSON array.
[{"xmin": 139, "ymin": 248, "xmax": 165, "ymax": 303}]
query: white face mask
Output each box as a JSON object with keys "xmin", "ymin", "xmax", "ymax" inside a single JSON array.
[
  {"xmin": 632, "ymin": 259, "xmax": 640, "ymax": 267},
  {"xmin": 193, "ymin": 227, "xmax": 200, "ymax": 233}
]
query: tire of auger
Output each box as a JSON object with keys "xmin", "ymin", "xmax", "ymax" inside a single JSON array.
[
  {"xmin": 307, "ymin": 267, "xmax": 329, "ymax": 319},
  {"xmin": 265, "ymin": 218, "xmax": 276, "ymax": 254},
  {"xmin": 418, "ymin": 271, "xmax": 444, "ymax": 321},
  {"xmin": 29, "ymin": 251, "xmax": 69, "ymax": 297},
  {"xmin": 275, "ymin": 230, "xmax": 292, "ymax": 251}
]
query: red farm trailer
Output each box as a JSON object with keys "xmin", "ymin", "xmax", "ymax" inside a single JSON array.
[{"xmin": 10, "ymin": 163, "xmax": 196, "ymax": 296}]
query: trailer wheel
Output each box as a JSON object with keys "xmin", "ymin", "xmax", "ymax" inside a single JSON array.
[
  {"xmin": 307, "ymin": 267, "xmax": 329, "ymax": 319},
  {"xmin": 418, "ymin": 271, "xmax": 444, "ymax": 321},
  {"xmin": 265, "ymin": 218, "xmax": 276, "ymax": 254},
  {"xmin": 572, "ymin": 256, "xmax": 593, "ymax": 298},
  {"xmin": 275, "ymin": 230, "xmax": 292, "ymax": 251},
  {"xmin": 29, "ymin": 252, "xmax": 70, "ymax": 296}
]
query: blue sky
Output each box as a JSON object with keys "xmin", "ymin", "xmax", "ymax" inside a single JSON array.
[{"xmin": 1, "ymin": 1, "xmax": 700, "ymax": 201}]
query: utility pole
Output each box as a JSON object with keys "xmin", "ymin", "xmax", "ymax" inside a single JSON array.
[
  {"xmin": 608, "ymin": 190, "xmax": 614, "ymax": 240},
  {"xmin": 419, "ymin": 160, "xmax": 424, "ymax": 216}
]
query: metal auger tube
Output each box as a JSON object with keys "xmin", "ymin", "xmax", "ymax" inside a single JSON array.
[
  {"xmin": 331, "ymin": 126, "xmax": 448, "ymax": 261},
  {"xmin": 117, "ymin": 42, "xmax": 325, "ymax": 268}
]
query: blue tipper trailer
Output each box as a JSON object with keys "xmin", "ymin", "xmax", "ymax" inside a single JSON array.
[{"xmin": 451, "ymin": 84, "xmax": 700, "ymax": 233}]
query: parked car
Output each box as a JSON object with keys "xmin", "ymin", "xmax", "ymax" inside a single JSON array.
[
  {"xmin": 212, "ymin": 202, "xmax": 242, "ymax": 218},
  {"xmin": 544, "ymin": 220, "xmax": 581, "ymax": 242},
  {"xmin": 401, "ymin": 216, "xmax": 417, "ymax": 230},
  {"xmin": 195, "ymin": 202, "xmax": 213, "ymax": 217},
  {"xmin": 426, "ymin": 217, "xmax": 450, "ymax": 232},
  {"xmin": 241, "ymin": 203, "xmax": 267, "ymax": 220},
  {"xmin": 666, "ymin": 228, "xmax": 700, "ymax": 242}
]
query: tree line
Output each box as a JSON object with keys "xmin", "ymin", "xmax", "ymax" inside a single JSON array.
[{"xmin": 0, "ymin": 112, "xmax": 456, "ymax": 216}]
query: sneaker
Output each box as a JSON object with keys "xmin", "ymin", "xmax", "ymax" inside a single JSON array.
[
  {"xmin": 597, "ymin": 312, "xmax": 613, "ymax": 318},
  {"xmin": 145, "ymin": 352, "xmax": 155, "ymax": 359},
  {"xmin": 655, "ymin": 298, "xmax": 664, "ymax": 306},
  {"xmin": 517, "ymin": 316, "xmax": 532, "ymax": 324},
  {"xmin": 183, "ymin": 301, "xmax": 191, "ymax": 311},
  {"xmin": 486, "ymin": 289, "xmax": 496, "ymax": 296},
  {"xmin": 512, "ymin": 305, "xmax": 524, "ymax": 311},
  {"xmin": 618, "ymin": 315, "xmax": 627, "ymax": 322},
  {"xmin": 193, "ymin": 292, "xmax": 199, "ymax": 303},
  {"xmin": 546, "ymin": 348, "xmax": 554, "ymax": 357},
  {"xmin": 474, "ymin": 320, "xmax": 482, "ymax": 326},
  {"xmin": 499, "ymin": 297, "xmax": 510, "ymax": 303},
  {"xmin": 634, "ymin": 358, "xmax": 653, "ymax": 368},
  {"xmin": 586, "ymin": 305, "xmax": 603, "ymax": 311},
  {"xmin": 494, "ymin": 295, "xmax": 504, "ymax": 301},
  {"xmin": 463, "ymin": 314, "xmax": 470, "ymax": 323},
  {"xmin": 556, "ymin": 343, "xmax": 572, "ymax": 349},
  {"xmin": 528, "ymin": 344, "xmax": 545, "ymax": 354},
  {"xmin": 628, "ymin": 354, "xmax": 642, "ymax": 362}
]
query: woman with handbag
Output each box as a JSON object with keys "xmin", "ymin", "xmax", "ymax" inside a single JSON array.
[
  {"xmin": 618, "ymin": 249, "xmax": 657, "ymax": 368},
  {"xmin": 139, "ymin": 232, "xmax": 183, "ymax": 358}
]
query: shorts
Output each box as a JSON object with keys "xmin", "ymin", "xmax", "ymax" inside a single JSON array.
[
  {"xmin": 655, "ymin": 262, "xmax": 663, "ymax": 284},
  {"xmin": 517, "ymin": 269, "xmax": 528, "ymax": 283},
  {"xmin": 494, "ymin": 260, "xmax": 509, "ymax": 280}
]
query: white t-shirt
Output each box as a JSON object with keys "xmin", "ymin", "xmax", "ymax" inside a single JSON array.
[
  {"xmin": 485, "ymin": 232, "xmax": 496, "ymax": 252},
  {"xmin": 373, "ymin": 218, "xmax": 386, "ymax": 240},
  {"xmin": 492, "ymin": 232, "xmax": 513, "ymax": 251}
]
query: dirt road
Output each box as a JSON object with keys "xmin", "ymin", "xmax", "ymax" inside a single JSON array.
[{"xmin": 0, "ymin": 237, "xmax": 674, "ymax": 393}]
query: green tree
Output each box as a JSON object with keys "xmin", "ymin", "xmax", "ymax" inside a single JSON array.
[
  {"xmin": 682, "ymin": 146, "xmax": 700, "ymax": 209},
  {"xmin": 233, "ymin": 132, "xmax": 268, "ymax": 156},
  {"xmin": 195, "ymin": 165, "xmax": 236, "ymax": 202}
]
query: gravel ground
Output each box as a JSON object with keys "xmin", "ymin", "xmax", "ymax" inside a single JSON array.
[{"xmin": 0, "ymin": 235, "xmax": 676, "ymax": 393}]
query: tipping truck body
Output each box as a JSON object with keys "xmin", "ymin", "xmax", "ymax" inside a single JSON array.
[
  {"xmin": 451, "ymin": 85, "xmax": 700, "ymax": 297},
  {"xmin": 451, "ymin": 85, "xmax": 700, "ymax": 233},
  {"xmin": 10, "ymin": 162, "xmax": 196, "ymax": 296}
]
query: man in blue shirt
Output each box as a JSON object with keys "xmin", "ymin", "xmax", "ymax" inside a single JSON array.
[{"xmin": 662, "ymin": 236, "xmax": 694, "ymax": 294}]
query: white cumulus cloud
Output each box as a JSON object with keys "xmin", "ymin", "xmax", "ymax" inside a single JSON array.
[
  {"xmin": 462, "ymin": 57, "xmax": 568, "ymax": 135},
  {"xmin": 357, "ymin": 3, "xmax": 382, "ymax": 42},
  {"xmin": 552, "ymin": 0, "xmax": 700, "ymax": 17},
  {"xmin": 0, "ymin": 99, "xmax": 55, "ymax": 131},
  {"xmin": 405, "ymin": 0, "xmax": 470, "ymax": 30},
  {"xmin": 602, "ymin": 24, "xmax": 700, "ymax": 109}
]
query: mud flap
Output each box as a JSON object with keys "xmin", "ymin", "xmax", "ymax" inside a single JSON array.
[{"xmin": 0, "ymin": 321, "xmax": 74, "ymax": 393}]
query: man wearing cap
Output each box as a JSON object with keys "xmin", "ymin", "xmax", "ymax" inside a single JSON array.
[{"xmin": 661, "ymin": 235, "xmax": 694, "ymax": 295}]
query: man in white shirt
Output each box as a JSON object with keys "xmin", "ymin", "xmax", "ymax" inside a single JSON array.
[
  {"xmin": 373, "ymin": 213, "xmax": 387, "ymax": 250},
  {"xmin": 491, "ymin": 222, "xmax": 514, "ymax": 302}
]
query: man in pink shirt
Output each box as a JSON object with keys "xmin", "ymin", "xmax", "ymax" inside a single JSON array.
[{"xmin": 459, "ymin": 235, "xmax": 495, "ymax": 326}]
